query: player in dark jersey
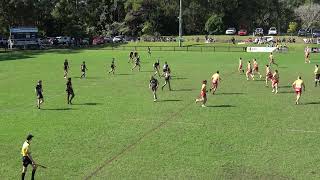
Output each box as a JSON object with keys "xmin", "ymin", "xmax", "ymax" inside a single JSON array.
[
  {"xmin": 149, "ymin": 76, "xmax": 159, "ymax": 102},
  {"xmin": 35, "ymin": 80, "xmax": 44, "ymax": 109},
  {"xmin": 161, "ymin": 68, "xmax": 172, "ymax": 91},
  {"xmin": 108, "ymin": 58, "xmax": 116, "ymax": 75},
  {"xmin": 134, "ymin": 52, "xmax": 139, "ymax": 59},
  {"xmin": 128, "ymin": 51, "xmax": 134, "ymax": 63},
  {"xmin": 147, "ymin": 47, "xmax": 151, "ymax": 57},
  {"xmin": 63, "ymin": 59, "xmax": 69, "ymax": 78},
  {"xmin": 131, "ymin": 56, "xmax": 141, "ymax": 71},
  {"xmin": 66, "ymin": 78, "xmax": 75, "ymax": 104},
  {"xmin": 153, "ymin": 59, "xmax": 160, "ymax": 77},
  {"xmin": 80, "ymin": 61, "xmax": 88, "ymax": 78}
]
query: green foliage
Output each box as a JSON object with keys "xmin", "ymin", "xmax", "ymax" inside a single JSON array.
[
  {"xmin": 287, "ymin": 22, "xmax": 298, "ymax": 34},
  {"xmin": 205, "ymin": 14, "xmax": 224, "ymax": 34}
]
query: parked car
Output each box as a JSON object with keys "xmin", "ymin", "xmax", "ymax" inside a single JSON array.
[
  {"xmin": 0, "ymin": 36, "xmax": 8, "ymax": 46},
  {"xmin": 312, "ymin": 29, "xmax": 320, "ymax": 37},
  {"xmin": 268, "ymin": 27, "xmax": 277, "ymax": 35},
  {"xmin": 92, "ymin": 36, "xmax": 105, "ymax": 45},
  {"xmin": 104, "ymin": 36, "xmax": 113, "ymax": 43},
  {"xmin": 80, "ymin": 38, "xmax": 90, "ymax": 45},
  {"xmin": 113, "ymin": 36, "xmax": 124, "ymax": 43},
  {"xmin": 298, "ymin": 29, "xmax": 311, "ymax": 36},
  {"xmin": 55, "ymin": 36, "xmax": 71, "ymax": 45},
  {"xmin": 254, "ymin": 28, "xmax": 264, "ymax": 36},
  {"xmin": 225, "ymin": 28, "xmax": 236, "ymax": 35},
  {"xmin": 238, "ymin": 29, "xmax": 248, "ymax": 36}
]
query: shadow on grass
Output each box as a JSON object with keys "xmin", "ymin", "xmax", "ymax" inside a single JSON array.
[
  {"xmin": 159, "ymin": 99, "xmax": 182, "ymax": 102},
  {"xmin": 117, "ymin": 73, "xmax": 132, "ymax": 76},
  {"xmin": 217, "ymin": 92, "xmax": 244, "ymax": 95},
  {"xmin": 207, "ymin": 105, "xmax": 235, "ymax": 108},
  {"xmin": 72, "ymin": 103, "xmax": 102, "ymax": 106},
  {"xmin": 304, "ymin": 102, "xmax": 320, "ymax": 105},
  {"xmin": 41, "ymin": 108, "xmax": 74, "ymax": 111},
  {"xmin": 279, "ymin": 85, "xmax": 292, "ymax": 88},
  {"xmin": 172, "ymin": 77, "xmax": 188, "ymax": 80},
  {"xmin": 277, "ymin": 91, "xmax": 294, "ymax": 94},
  {"xmin": 171, "ymin": 89, "xmax": 194, "ymax": 92}
]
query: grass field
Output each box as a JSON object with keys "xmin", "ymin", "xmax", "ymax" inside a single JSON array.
[{"xmin": 1, "ymin": 43, "xmax": 320, "ymax": 179}]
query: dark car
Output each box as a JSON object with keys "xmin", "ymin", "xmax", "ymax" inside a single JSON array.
[
  {"xmin": 298, "ymin": 28, "xmax": 312, "ymax": 36},
  {"xmin": 312, "ymin": 30, "xmax": 320, "ymax": 37},
  {"xmin": 254, "ymin": 28, "xmax": 264, "ymax": 36},
  {"xmin": 298, "ymin": 29, "xmax": 307, "ymax": 36}
]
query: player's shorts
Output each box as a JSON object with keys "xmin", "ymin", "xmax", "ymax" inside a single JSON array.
[
  {"xmin": 239, "ymin": 65, "xmax": 243, "ymax": 69},
  {"xmin": 163, "ymin": 69, "xmax": 167, "ymax": 72},
  {"xmin": 22, "ymin": 156, "xmax": 32, "ymax": 167},
  {"xmin": 151, "ymin": 86, "xmax": 157, "ymax": 91},
  {"xmin": 266, "ymin": 73, "xmax": 273, "ymax": 79},
  {"xmin": 81, "ymin": 69, "xmax": 85, "ymax": 72},
  {"xmin": 295, "ymin": 87, "xmax": 302, "ymax": 95},
  {"xmin": 37, "ymin": 93, "xmax": 43, "ymax": 99},
  {"xmin": 254, "ymin": 67, "xmax": 258, "ymax": 71},
  {"xmin": 316, "ymin": 74, "xmax": 320, "ymax": 80},
  {"xmin": 212, "ymin": 81, "xmax": 218, "ymax": 87},
  {"xmin": 201, "ymin": 91, "xmax": 206, "ymax": 98},
  {"xmin": 64, "ymin": 67, "xmax": 68, "ymax": 71},
  {"xmin": 246, "ymin": 70, "xmax": 252, "ymax": 74},
  {"xmin": 272, "ymin": 80, "xmax": 279, "ymax": 87},
  {"xmin": 66, "ymin": 88, "xmax": 74, "ymax": 95}
]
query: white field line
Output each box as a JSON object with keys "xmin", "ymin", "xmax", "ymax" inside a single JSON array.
[{"xmin": 286, "ymin": 129, "xmax": 317, "ymax": 133}]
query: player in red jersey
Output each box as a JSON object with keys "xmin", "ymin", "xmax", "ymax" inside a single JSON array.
[
  {"xmin": 238, "ymin": 58, "xmax": 244, "ymax": 74},
  {"xmin": 271, "ymin": 70, "xmax": 279, "ymax": 94},
  {"xmin": 210, "ymin": 71, "xmax": 221, "ymax": 94},
  {"xmin": 265, "ymin": 65, "xmax": 273, "ymax": 87},
  {"xmin": 292, "ymin": 76, "xmax": 305, "ymax": 105},
  {"xmin": 305, "ymin": 46, "xmax": 311, "ymax": 63},
  {"xmin": 246, "ymin": 61, "xmax": 254, "ymax": 80},
  {"xmin": 252, "ymin": 59, "xmax": 262, "ymax": 79},
  {"xmin": 195, "ymin": 80, "xmax": 208, "ymax": 107}
]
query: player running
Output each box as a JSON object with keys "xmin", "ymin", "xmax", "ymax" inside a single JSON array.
[
  {"xmin": 238, "ymin": 58, "xmax": 244, "ymax": 74},
  {"xmin": 271, "ymin": 70, "xmax": 279, "ymax": 94},
  {"xmin": 131, "ymin": 55, "xmax": 141, "ymax": 71},
  {"xmin": 128, "ymin": 51, "xmax": 134, "ymax": 63},
  {"xmin": 162, "ymin": 61, "xmax": 169, "ymax": 76},
  {"xmin": 149, "ymin": 76, "xmax": 159, "ymax": 102},
  {"xmin": 292, "ymin": 76, "xmax": 306, "ymax": 105},
  {"xmin": 252, "ymin": 59, "xmax": 262, "ymax": 79},
  {"xmin": 269, "ymin": 52, "xmax": 278, "ymax": 67},
  {"xmin": 265, "ymin": 65, "xmax": 273, "ymax": 87},
  {"xmin": 108, "ymin": 58, "xmax": 116, "ymax": 75},
  {"xmin": 246, "ymin": 61, "xmax": 254, "ymax": 80},
  {"xmin": 153, "ymin": 59, "xmax": 160, "ymax": 77},
  {"xmin": 35, "ymin": 80, "xmax": 44, "ymax": 109},
  {"xmin": 195, "ymin": 80, "xmax": 208, "ymax": 107},
  {"xmin": 66, "ymin": 78, "xmax": 75, "ymax": 104},
  {"xmin": 161, "ymin": 68, "xmax": 172, "ymax": 91},
  {"xmin": 210, "ymin": 71, "xmax": 221, "ymax": 94},
  {"xmin": 63, "ymin": 59, "xmax": 69, "ymax": 78},
  {"xmin": 147, "ymin": 47, "xmax": 151, "ymax": 57},
  {"xmin": 21, "ymin": 134, "xmax": 37, "ymax": 180},
  {"xmin": 80, "ymin": 61, "xmax": 88, "ymax": 78},
  {"xmin": 305, "ymin": 46, "xmax": 311, "ymax": 63},
  {"xmin": 314, "ymin": 64, "xmax": 320, "ymax": 87}
]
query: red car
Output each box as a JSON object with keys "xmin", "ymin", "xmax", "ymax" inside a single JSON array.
[
  {"xmin": 238, "ymin": 29, "xmax": 248, "ymax": 36},
  {"xmin": 92, "ymin": 36, "xmax": 105, "ymax": 45}
]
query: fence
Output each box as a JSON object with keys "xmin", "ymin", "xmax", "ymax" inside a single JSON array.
[{"xmin": 102, "ymin": 46, "xmax": 247, "ymax": 52}]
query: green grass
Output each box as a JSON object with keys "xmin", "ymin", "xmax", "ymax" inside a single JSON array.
[{"xmin": 1, "ymin": 43, "xmax": 320, "ymax": 179}]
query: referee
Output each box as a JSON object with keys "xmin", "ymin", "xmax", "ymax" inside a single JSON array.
[{"xmin": 21, "ymin": 134, "xmax": 37, "ymax": 180}]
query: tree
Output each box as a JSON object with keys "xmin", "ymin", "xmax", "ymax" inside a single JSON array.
[
  {"xmin": 287, "ymin": 22, "xmax": 298, "ymax": 34},
  {"xmin": 295, "ymin": 3, "xmax": 320, "ymax": 29},
  {"xmin": 205, "ymin": 14, "xmax": 224, "ymax": 34}
]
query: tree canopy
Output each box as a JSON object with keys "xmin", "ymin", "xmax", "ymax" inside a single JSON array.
[{"xmin": 0, "ymin": 0, "xmax": 319, "ymax": 37}]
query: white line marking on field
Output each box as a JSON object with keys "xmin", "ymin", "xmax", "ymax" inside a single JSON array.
[{"xmin": 286, "ymin": 129, "xmax": 317, "ymax": 133}]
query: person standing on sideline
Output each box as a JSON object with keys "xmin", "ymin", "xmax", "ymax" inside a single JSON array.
[{"xmin": 21, "ymin": 134, "xmax": 37, "ymax": 180}]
